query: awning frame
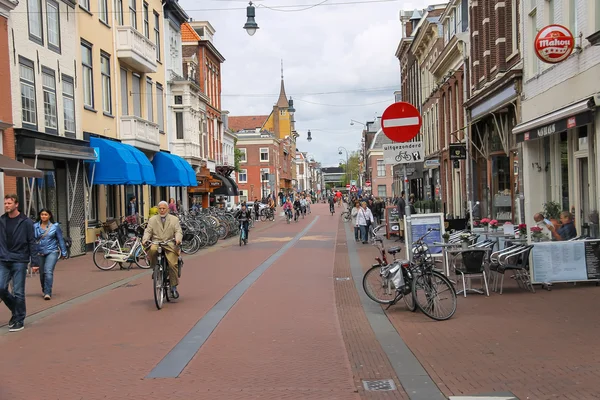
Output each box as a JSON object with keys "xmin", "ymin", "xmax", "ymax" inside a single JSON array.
[{"xmin": 512, "ymin": 98, "xmax": 595, "ymax": 135}]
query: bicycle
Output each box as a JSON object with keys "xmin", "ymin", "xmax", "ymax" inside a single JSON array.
[
  {"xmin": 149, "ymin": 239, "xmax": 181, "ymax": 310},
  {"xmin": 395, "ymin": 152, "xmax": 412, "ymax": 162},
  {"xmin": 239, "ymin": 222, "xmax": 248, "ymax": 246},
  {"xmin": 93, "ymin": 236, "xmax": 149, "ymax": 271},
  {"xmin": 330, "ymin": 203, "xmax": 335, "ymax": 215},
  {"xmin": 260, "ymin": 208, "xmax": 275, "ymax": 221},
  {"xmin": 341, "ymin": 210, "xmax": 350, "ymax": 222},
  {"xmin": 285, "ymin": 209, "xmax": 292, "ymax": 224}
]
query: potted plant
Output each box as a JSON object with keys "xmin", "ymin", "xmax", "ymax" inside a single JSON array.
[
  {"xmin": 518, "ymin": 223, "xmax": 527, "ymax": 237},
  {"xmin": 460, "ymin": 232, "xmax": 471, "ymax": 249},
  {"xmin": 480, "ymin": 218, "xmax": 491, "ymax": 232},
  {"xmin": 530, "ymin": 226, "xmax": 544, "ymax": 242},
  {"xmin": 442, "ymin": 232, "xmax": 450, "ymax": 243},
  {"xmin": 489, "ymin": 219, "xmax": 499, "ymax": 231},
  {"xmin": 543, "ymin": 201, "xmax": 561, "ymax": 223}
]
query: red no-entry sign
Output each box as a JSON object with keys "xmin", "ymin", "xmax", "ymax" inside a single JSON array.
[{"xmin": 381, "ymin": 102, "xmax": 422, "ymax": 143}]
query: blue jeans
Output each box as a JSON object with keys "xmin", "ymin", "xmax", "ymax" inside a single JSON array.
[
  {"xmin": 0, "ymin": 261, "xmax": 28, "ymax": 323},
  {"xmin": 354, "ymin": 226, "xmax": 360, "ymax": 241},
  {"xmin": 38, "ymin": 251, "xmax": 60, "ymax": 296},
  {"xmin": 359, "ymin": 225, "xmax": 368, "ymax": 242}
]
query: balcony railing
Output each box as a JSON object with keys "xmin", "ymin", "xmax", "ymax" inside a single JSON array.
[
  {"xmin": 215, "ymin": 153, "xmax": 231, "ymax": 166},
  {"xmin": 116, "ymin": 26, "xmax": 157, "ymax": 73},
  {"xmin": 120, "ymin": 115, "xmax": 160, "ymax": 152}
]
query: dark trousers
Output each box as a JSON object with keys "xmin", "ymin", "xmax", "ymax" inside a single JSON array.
[
  {"xmin": 0, "ymin": 261, "xmax": 28, "ymax": 323},
  {"xmin": 354, "ymin": 226, "xmax": 360, "ymax": 241}
]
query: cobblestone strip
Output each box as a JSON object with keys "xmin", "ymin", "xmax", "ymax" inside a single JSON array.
[{"xmin": 333, "ymin": 219, "xmax": 410, "ymax": 400}]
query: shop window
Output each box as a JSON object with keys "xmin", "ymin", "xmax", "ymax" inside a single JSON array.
[
  {"xmin": 87, "ymin": 184, "xmax": 98, "ymax": 224},
  {"xmin": 492, "ymin": 156, "xmax": 512, "ymax": 221},
  {"xmin": 106, "ymin": 185, "xmax": 117, "ymax": 219},
  {"xmin": 560, "ymin": 132, "xmax": 570, "ymax": 212},
  {"xmin": 576, "ymin": 126, "xmax": 588, "ymax": 152}
]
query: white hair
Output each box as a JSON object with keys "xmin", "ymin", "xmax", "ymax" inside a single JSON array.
[{"xmin": 158, "ymin": 201, "xmax": 169, "ymax": 207}]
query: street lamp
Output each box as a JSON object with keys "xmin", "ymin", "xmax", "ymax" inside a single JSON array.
[
  {"xmin": 350, "ymin": 119, "xmax": 366, "ymax": 127},
  {"xmin": 306, "ymin": 129, "xmax": 312, "ymax": 142},
  {"xmin": 338, "ymin": 146, "xmax": 350, "ymax": 184},
  {"xmin": 243, "ymin": 2, "xmax": 259, "ymax": 36}
]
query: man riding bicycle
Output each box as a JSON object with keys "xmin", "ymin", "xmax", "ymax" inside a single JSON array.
[
  {"xmin": 300, "ymin": 197, "xmax": 307, "ymax": 216},
  {"xmin": 143, "ymin": 201, "xmax": 183, "ymax": 299},
  {"xmin": 238, "ymin": 203, "xmax": 251, "ymax": 244},
  {"xmin": 283, "ymin": 199, "xmax": 293, "ymax": 221},
  {"xmin": 328, "ymin": 195, "xmax": 335, "ymax": 214},
  {"xmin": 293, "ymin": 198, "xmax": 302, "ymax": 221}
]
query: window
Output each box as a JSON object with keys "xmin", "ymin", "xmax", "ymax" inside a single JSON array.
[
  {"xmin": 527, "ymin": 8, "xmax": 540, "ymax": 76},
  {"xmin": 154, "ymin": 12, "xmax": 161, "ymax": 61},
  {"xmin": 20, "ymin": 60, "xmax": 37, "ymax": 126},
  {"xmin": 99, "ymin": 0, "xmax": 108, "ymax": 24},
  {"xmin": 260, "ymin": 147, "xmax": 269, "ymax": 162},
  {"xmin": 28, "ymin": 0, "xmax": 43, "ymax": 43},
  {"xmin": 377, "ymin": 185, "xmax": 387, "ymax": 198},
  {"xmin": 156, "ymin": 83, "xmax": 164, "ymax": 131},
  {"xmin": 569, "ymin": 0, "xmax": 578, "ymax": 35},
  {"xmin": 116, "ymin": 0, "xmax": 123, "ymax": 25},
  {"xmin": 175, "ymin": 112, "xmax": 183, "ymax": 139},
  {"xmin": 62, "ymin": 75, "xmax": 75, "ymax": 134},
  {"xmin": 238, "ymin": 169, "xmax": 247, "ymax": 183},
  {"xmin": 511, "ymin": 0, "xmax": 518, "ymax": 54},
  {"xmin": 239, "ymin": 148, "xmax": 247, "ymax": 162},
  {"xmin": 129, "ymin": 0, "xmax": 137, "ymax": 29},
  {"xmin": 120, "ymin": 68, "xmax": 128, "ymax": 115},
  {"xmin": 81, "ymin": 42, "xmax": 94, "ymax": 108},
  {"xmin": 174, "ymin": 95, "xmax": 182, "ymax": 104},
  {"xmin": 143, "ymin": 3, "xmax": 149, "ymax": 38},
  {"xmin": 146, "ymin": 80, "xmax": 153, "ymax": 121},
  {"xmin": 46, "ymin": 0, "xmax": 60, "ymax": 52},
  {"xmin": 101, "ymin": 53, "xmax": 112, "ymax": 114},
  {"xmin": 545, "ymin": 0, "xmax": 554, "ymax": 24},
  {"xmin": 377, "ymin": 159, "xmax": 385, "ymax": 177},
  {"xmin": 42, "ymin": 69, "xmax": 58, "ymax": 131},
  {"xmin": 261, "ymin": 168, "xmax": 269, "ymax": 182},
  {"xmin": 79, "ymin": 0, "xmax": 90, "ymax": 11},
  {"xmin": 106, "ymin": 185, "xmax": 117, "ymax": 219},
  {"xmin": 86, "ymin": 181, "xmax": 98, "ymax": 223},
  {"xmin": 132, "ymin": 74, "xmax": 141, "ymax": 117}
]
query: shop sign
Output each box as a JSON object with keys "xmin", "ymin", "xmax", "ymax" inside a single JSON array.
[
  {"xmin": 209, "ymin": 181, "xmax": 222, "ymax": 187},
  {"xmin": 449, "ymin": 144, "xmax": 467, "ymax": 160},
  {"xmin": 424, "ymin": 159, "xmax": 440, "ymax": 168},
  {"xmin": 520, "ymin": 111, "xmax": 593, "ymax": 142},
  {"xmin": 534, "ymin": 25, "xmax": 575, "ymax": 64}
]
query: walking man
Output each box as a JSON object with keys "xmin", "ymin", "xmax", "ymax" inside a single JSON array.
[{"xmin": 0, "ymin": 194, "xmax": 36, "ymax": 332}]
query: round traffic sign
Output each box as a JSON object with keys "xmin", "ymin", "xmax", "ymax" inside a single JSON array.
[
  {"xmin": 346, "ymin": 184, "xmax": 350, "ymax": 188},
  {"xmin": 534, "ymin": 25, "xmax": 574, "ymax": 64},
  {"xmin": 381, "ymin": 102, "xmax": 422, "ymax": 143}
]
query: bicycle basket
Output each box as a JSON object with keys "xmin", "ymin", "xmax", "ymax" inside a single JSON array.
[{"xmin": 102, "ymin": 219, "xmax": 119, "ymax": 233}]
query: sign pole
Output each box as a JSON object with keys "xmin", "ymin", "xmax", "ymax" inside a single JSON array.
[{"xmin": 404, "ymin": 164, "xmax": 413, "ymax": 262}]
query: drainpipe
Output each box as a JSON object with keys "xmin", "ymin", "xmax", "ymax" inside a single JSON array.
[{"xmin": 460, "ymin": 38, "xmax": 473, "ymax": 230}]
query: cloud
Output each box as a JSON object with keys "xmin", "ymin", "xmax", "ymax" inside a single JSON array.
[{"xmin": 180, "ymin": 0, "xmax": 430, "ymax": 166}]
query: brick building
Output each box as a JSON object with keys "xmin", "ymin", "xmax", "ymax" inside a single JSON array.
[
  {"xmin": 465, "ymin": 0, "xmax": 521, "ymax": 223},
  {"xmin": 0, "ymin": 0, "xmax": 17, "ymax": 199}
]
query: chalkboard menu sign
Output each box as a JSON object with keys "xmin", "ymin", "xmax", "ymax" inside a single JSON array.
[
  {"xmin": 385, "ymin": 206, "xmax": 400, "ymax": 239},
  {"xmin": 531, "ymin": 240, "xmax": 600, "ymax": 283}
]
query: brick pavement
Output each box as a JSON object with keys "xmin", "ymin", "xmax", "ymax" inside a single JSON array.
[
  {"xmin": 354, "ymin": 233, "xmax": 600, "ymax": 400},
  {"xmin": 0, "ymin": 206, "xmax": 364, "ymax": 400}
]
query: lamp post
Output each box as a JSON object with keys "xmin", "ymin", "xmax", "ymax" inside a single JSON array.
[
  {"xmin": 243, "ymin": 2, "xmax": 260, "ymax": 36},
  {"xmin": 338, "ymin": 146, "xmax": 350, "ymax": 185},
  {"xmin": 350, "ymin": 119, "xmax": 366, "ymax": 127}
]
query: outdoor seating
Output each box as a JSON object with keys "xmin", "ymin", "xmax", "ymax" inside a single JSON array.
[
  {"xmin": 495, "ymin": 245, "xmax": 535, "ymax": 294},
  {"xmin": 489, "ymin": 245, "xmax": 524, "ymax": 291},
  {"xmin": 454, "ymin": 249, "xmax": 489, "ymax": 297}
]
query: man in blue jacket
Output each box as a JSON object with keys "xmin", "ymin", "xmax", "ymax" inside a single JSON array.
[{"xmin": 0, "ymin": 194, "xmax": 36, "ymax": 332}]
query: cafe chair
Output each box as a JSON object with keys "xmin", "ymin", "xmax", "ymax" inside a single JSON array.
[
  {"xmin": 489, "ymin": 245, "xmax": 524, "ymax": 292},
  {"xmin": 495, "ymin": 245, "xmax": 535, "ymax": 294},
  {"xmin": 454, "ymin": 248, "xmax": 489, "ymax": 297}
]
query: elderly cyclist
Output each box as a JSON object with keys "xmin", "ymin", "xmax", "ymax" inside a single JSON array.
[{"xmin": 143, "ymin": 201, "xmax": 183, "ymax": 299}]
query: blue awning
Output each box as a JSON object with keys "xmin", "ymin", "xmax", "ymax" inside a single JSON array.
[
  {"xmin": 121, "ymin": 143, "xmax": 156, "ymax": 185},
  {"xmin": 89, "ymin": 137, "xmax": 142, "ymax": 185},
  {"xmin": 151, "ymin": 152, "xmax": 197, "ymax": 187}
]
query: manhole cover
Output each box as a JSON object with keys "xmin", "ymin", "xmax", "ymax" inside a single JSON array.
[
  {"xmin": 362, "ymin": 379, "xmax": 396, "ymax": 391},
  {"xmin": 336, "ymin": 277, "xmax": 351, "ymax": 281}
]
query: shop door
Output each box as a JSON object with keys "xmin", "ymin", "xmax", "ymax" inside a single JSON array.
[{"xmin": 576, "ymin": 157, "xmax": 590, "ymax": 234}]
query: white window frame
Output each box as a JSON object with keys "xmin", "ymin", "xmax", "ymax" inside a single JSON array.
[
  {"xmin": 377, "ymin": 159, "xmax": 385, "ymax": 177},
  {"xmin": 28, "ymin": 0, "xmax": 43, "ymax": 44},
  {"xmin": 129, "ymin": 0, "xmax": 137, "ymax": 29},
  {"xmin": 42, "ymin": 68, "xmax": 58, "ymax": 131},
  {"xmin": 239, "ymin": 148, "xmax": 247, "ymax": 162},
  {"xmin": 46, "ymin": 0, "xmax": 60, "ymax": 53},
  {"xmin": 132, "ymin": 73, "xmax": 141, "ymax": 117},
  {"xmin": 81, "ymin": 42, "xmax": 94, "ymax": 109},
  {"xmin": 259, "ymin": 147, "xmax": 269, "ymax": 162},
  {"xmin": 261, "ymin": 168, "xmax": 269, "ymax": 182},
  {"xmin": 115, "ymin": 0, "xmax": 123, "ymax": 25},
  {"xmin": 154, "ymin": 11, "xmax": 161, "ymax": 61},
  {"xmin": 20, "ymin": 60, "xmax": 37, "ymax": 126},
  {"xmin": 99, "ymin": 0, "xmax": 108, "ymax": 24},
  {"xmin": 101, "ymin": 52, "xmax": 112, "ymax": 114},
  {"xmin": 143, "ymin": 3, "xmax": 149, "ymax": 38},
  {"xmin": 238, "ymin": 169, "xmax": 248, "ymax": 183},
  {"xmin": 146, "ymin": 79, "xmax": 153, "ymax": 122},
  {"xmin": 79, "ymin": 0, "xmax": 90, "ymax": 11},
  {"xmin": 377, "ymin": 185, "xmax": 387, "ymax": 198},
  {"xmin": 156, "ymin": 83, "xmax": 164, "ymax": 132},
  {"xmin": 62, "ymin": 75, "xmax": 75, "ymax": 135},
  {"xmin": 175, "ymin": 111, "xmax": 183, "ymax": 139}
]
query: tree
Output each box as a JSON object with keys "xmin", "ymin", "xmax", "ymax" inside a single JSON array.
[
  {"xmin": 233, "ymin": 138, "xmax": 244, "ymax": 172},
  {"xmin": 339, "ymin": 151, "xmax": 361, "ymax": 186}
]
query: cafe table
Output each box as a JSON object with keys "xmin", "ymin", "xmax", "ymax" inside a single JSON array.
[{"xmin": 433, "ymin": 242, "xmax": 463, "ymax": 277}]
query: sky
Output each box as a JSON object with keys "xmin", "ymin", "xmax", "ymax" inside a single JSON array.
[{"xmin": 179, "ymin": 0, "xmax": 429, "ymax": 167}]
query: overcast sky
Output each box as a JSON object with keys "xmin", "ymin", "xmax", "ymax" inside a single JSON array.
[{"xmin": 179, "ymin": 0, "xmax": 429, "ymax": 167}]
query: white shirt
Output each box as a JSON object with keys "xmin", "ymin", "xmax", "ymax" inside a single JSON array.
[{"xmin": 356, "ymin": 207, "xmax": 374, "ymax": 226}]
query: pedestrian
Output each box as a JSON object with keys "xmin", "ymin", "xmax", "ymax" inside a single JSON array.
[
  {"xmin": 351, "ymin": 202, "xmax": 360, "ymax": 241},
  {"xmin": 128, "ymin": 196, "xmax": 137, "ymax": 216},
  {"xmin": 396, "ymin": 191, "xmax": 406, "ymax": 242},
  {"xmin": 0, "ymin": 194, "xmax": 36, "ymax": 332},
  {"xmin": 32, "ymin": 208, "xmax": 68, "ymax": 300},
  {"xmin": 357, "ymin": 201, "xmax": 375, "ymax": 244},
  {"xmin": 253, "ymin": 198, "xmax": 260, "ymax": 221}
]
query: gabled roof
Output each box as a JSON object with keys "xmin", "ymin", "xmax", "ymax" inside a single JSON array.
[
  {"xmin": 181, "ymin": 23, "xmax": 202, "ymax": 42},
  {"xmin": 369, "ymin": 129, "xmax": 393, "ymax": 150},
  {"xmin": 228, "ymin": 115, "xmax": 270, "ymax": 132},
  {"xmin": 276, "ymin": 79, "xmax": 289, "ymax": 108}
]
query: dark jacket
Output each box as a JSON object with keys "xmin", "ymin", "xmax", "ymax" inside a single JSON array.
[
  {"xmin": 396, "ymin": 197, "xmax": 406, "ymax": 218},
  {"xmin": 0, "ymin": 213, "xmax": 36, "ymax": 263}
]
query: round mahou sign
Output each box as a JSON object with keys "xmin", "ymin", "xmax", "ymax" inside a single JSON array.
[{"xmin": 534, "ymin": 24, "xmax": 575, "ymax": 64}]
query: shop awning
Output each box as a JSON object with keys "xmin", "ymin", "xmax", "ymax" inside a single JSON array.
[
  {"xmin": 152, "ymin": 152, "xmax": 197, "ymax": 187},
  {"xmin": 0, "ymin": 154, "xmax": 43, "ymax": 178},
  {"xmin": 89, "ymin": 137, "xmax": 142, "ymax": 185},
  {"xmin": 513, "ymin": 98, "xmax": 595, "ymax": 143},
  {"xmin": 211, "ymin": 173, "xmax": 239, "ymax": 196},
  {"xmin": 121, "ymin": 143, "xmax": 156, "ymax": 185}
]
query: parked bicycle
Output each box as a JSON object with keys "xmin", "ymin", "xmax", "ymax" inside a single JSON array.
[{"xmin": 341, "ymin": 210, "xmax": 350, "ymax": 222}]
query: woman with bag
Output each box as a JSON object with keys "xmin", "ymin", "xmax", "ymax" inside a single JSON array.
[
  {"xmin": 33, "ymin": 209, "xmax": 68, "ymax": 300},
  {"xmin": 350, "ymin": 202, "xmax": 361, "ymax": 241},
  {"xmin": 357, "ymin": 201, "xmax": 375, "ymax": 244}
]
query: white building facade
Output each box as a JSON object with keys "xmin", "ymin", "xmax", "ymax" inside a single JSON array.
[{"xmin": 515, "ymin": 0, "xmax": 600, "ymax": 237}]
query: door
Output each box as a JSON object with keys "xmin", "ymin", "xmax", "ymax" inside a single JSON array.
[{"xmin": 576, "ymin": 157, "xmax": 590, "ymax": 234}]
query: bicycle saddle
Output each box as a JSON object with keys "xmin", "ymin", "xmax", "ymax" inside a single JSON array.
[{"xmin": 387, "ymin": 246, "xmax": 402, "ymax": 255}]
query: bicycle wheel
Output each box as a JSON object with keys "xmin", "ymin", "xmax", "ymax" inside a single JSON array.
[
  {"xmin": 93, "ymin": 245, "xmax": 117, "ymax": 271},
  {"xmin": 134, "ymin": 246, "xmax": 151, "ymax": 269},
  {"xmin": 153, "ymin": 264, "xmax": 164, "ymax": 310},
  {"xmin": 402, "ymin": 282, "xmax": 417, "ymax": 312},
  {"xmin": 412, "ymin": 271, "xmax": 457, "ymax": 321},
  {"xmin": 260, "ymin": 213, "xmax": 267, "ymax": 221},
  {"xmin": 269, "ymin": 212, "xmax": 275, "ymax": 221},
  {"xmin": 342, "ymin": 212, "xmax": 350, "ymax": 222},
  {"xmin": 362, "ymin": 266, "xmax": 396, "ymax": 304}
]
